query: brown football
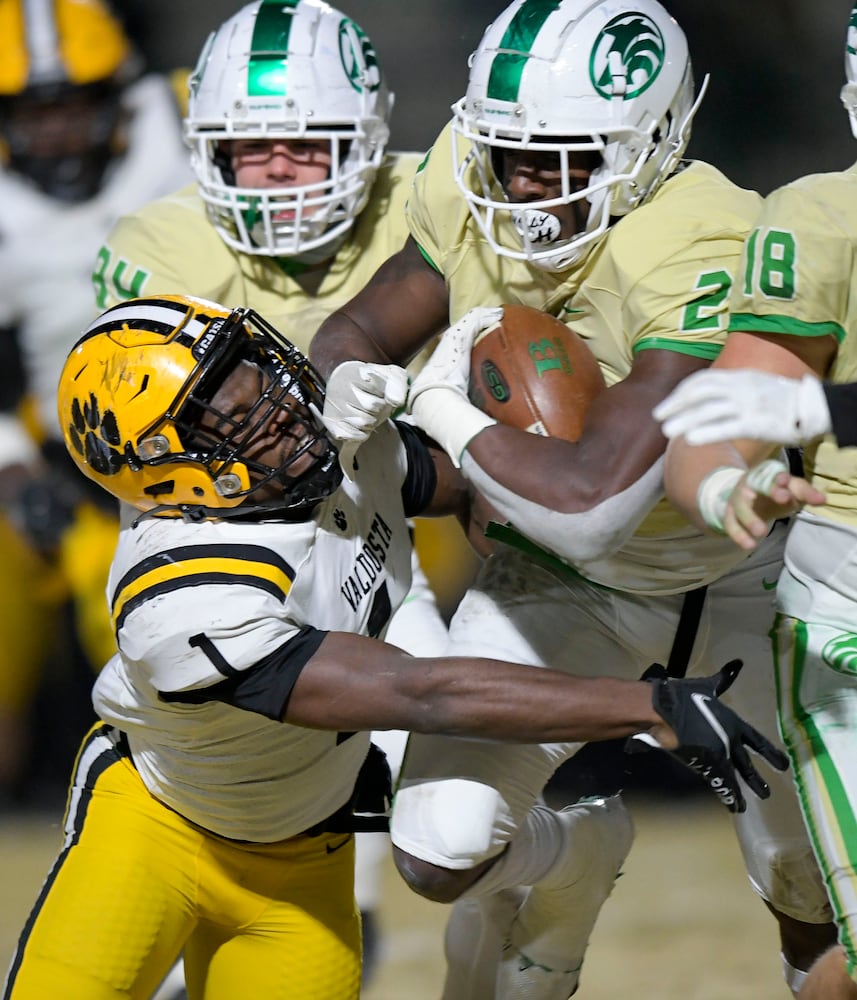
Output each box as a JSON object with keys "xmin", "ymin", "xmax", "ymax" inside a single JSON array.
[{"xmin": 468, "ymin": 304, "xmax": 606, "ymax": 441}]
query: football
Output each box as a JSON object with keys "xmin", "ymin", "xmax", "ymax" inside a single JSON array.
[{"xmin": 468, "ymin": 304, "xmax": 605, "ymax": 440}]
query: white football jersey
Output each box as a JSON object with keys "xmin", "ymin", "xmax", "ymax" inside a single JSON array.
[{"xmin": 93, "ymin": 421, "xmax": 414, "ymax": 842}]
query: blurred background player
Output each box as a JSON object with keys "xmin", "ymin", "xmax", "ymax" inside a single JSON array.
[
  {"xmin": 0, "ymin": 0, "xmax": 190, "ymax": 804},
  {"xmin": 91, "ymin": 0, "xmax": 454, "ymax": 981},
  {"xmin": 310, "ymin": 0, "xmax": 838, "ymax": 996}
]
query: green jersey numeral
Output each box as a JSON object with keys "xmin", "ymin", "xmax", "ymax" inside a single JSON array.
[
  {"xmin": 742, "ymin": 227, "xmax": 796, "ymax": 300},
  {"xmin": 92, "ymin": 246, "xmax": 149, "ymax": 310},
  {"xmin": 682, "ymin": 269, "xmax": 731, "ymax": 331}
]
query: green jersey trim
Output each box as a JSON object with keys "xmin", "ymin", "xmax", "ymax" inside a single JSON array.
[
  {"xmin": 483, "ymin": 521, "xmax": 614, "ymax": 592},
  {"xmin": 415, "ymin": 241, "xmax": 441, "ymax": 274},
  {"xmin": 633, "ymin": 338, "xmax": 722, "ymax": 360},
  {"xmin": 729, "ymin": 312, "xmax": 846, "ymax": 345}
]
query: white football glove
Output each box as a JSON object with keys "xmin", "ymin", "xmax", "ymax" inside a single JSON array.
[
  {"xmin": 407, "ymin": 307, "xmax": 503, "ymax": 465},
  {"xmin": 654, "ymin": 369, "xmax": 832, "ymax": 446},
  {"xmin": 316, "ymin": 360, "xmax": 409, "ymax": 475}
]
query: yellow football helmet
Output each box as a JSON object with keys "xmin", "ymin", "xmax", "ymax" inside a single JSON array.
[
  {"xmin": 58, "ymin": 294, "xmax": 342, "ymax": 516},
  {"xmin": 0, "ymin": 0, "xmax": 140, "ymax": 199}
]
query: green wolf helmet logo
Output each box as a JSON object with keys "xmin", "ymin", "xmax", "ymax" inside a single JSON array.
[
  {"xmin": 339, "ymin": 19, "xmax": 382, "ymax": 93},
  {"xmin": 590, "ymin": 12, "xmax": 666, "ymax": 99},
  {"xmin": 822, "ymin": 634, "xmax": 857, "ymax": 676}
]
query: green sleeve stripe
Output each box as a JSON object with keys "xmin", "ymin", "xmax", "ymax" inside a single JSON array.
[
  {"xmin": 415, "ymin": 241, "xmax": 441, "ymax": 274},
  {"xmin": 728, "ymin": 312, "xmax": 846, "ymax": 345},
  {"xmin": 633, "ymin": 338, "xmax": 722, "ymax": 360}
]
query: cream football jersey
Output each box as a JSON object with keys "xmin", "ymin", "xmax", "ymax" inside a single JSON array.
[
  {"xmin": 408, "ymin": 123, "xmax": 765, "ymax": 593},
  {"xmin": 728, "ymin": 165, "xmax": 857, "ymax": 531},
  {"xmin": 93, "ymin": 152, "xmax": 423, "ymax": 356}
]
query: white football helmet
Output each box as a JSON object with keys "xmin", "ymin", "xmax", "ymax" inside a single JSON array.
[
  {"xmin": 451, "ymin": 0, "xmax": 707, "ymax": 271},
  {"xmin": 841, "ymin": 4, "xmax": 857, "ymax": 137},
  {"xmin": 185, "ymin": 0, "xmax": 393, "ymax": 259}
]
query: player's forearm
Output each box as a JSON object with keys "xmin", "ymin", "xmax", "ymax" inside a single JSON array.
[
  {"xmin": 310, "ymin": 311, "xmax": 393, "ymax": 378},
  {"xmin": 400, "ymin": 661, "xmax": 662, "ymax": 744},
  {"xmin": 287, "ymin": 632, "xmax": 662, "ymax": 744},
  {"xmin": 461, "ymin": 440, "xmax": 663, "ymax": 562}
]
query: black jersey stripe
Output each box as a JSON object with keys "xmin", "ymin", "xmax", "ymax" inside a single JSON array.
[
  {"xmin": 113, "ymin": 570, "xmax": 292, "ymax": 633},
  {"xmin": 111, "ymin": 543, "xmax": 295, "ymax": 601}
]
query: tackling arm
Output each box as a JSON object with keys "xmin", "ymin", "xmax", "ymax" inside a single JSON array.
[
  {"xmin": 287, "ymin": 633, "xmax": 788, "ymax": 814},
  {"xmin": 309, "ymin": 236, "xmax": 450, "ymax": 377}
]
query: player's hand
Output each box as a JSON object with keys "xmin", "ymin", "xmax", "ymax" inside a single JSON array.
[
  {"xmin": 723, "ymin": 461, "xmax": 827, "ymax": 550},
  {"xmin": 654, "ymin": 369, "xmax": 832, "ymax": 446},
  {"xmin": 698, "ymin": 459, "xmax": 827, "ymax": 551},
  {"xmin": 407, "ymin": 306, "xmax": 503, "ymax": 411},
  {"xmin": 625, "ymin": 659, "xmax": 789, "ymax": 813},
  {"xmin": 315, "ymin": 360, "xmax": 409, "ymax": 475}
]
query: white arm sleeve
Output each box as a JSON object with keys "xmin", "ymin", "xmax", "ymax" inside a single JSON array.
[{"xmin": 461, "ymin": 453, "xmax": 665, "ymax": 564}]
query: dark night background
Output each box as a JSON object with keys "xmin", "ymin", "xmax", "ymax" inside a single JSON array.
[{"xmin": 113, "ymin": 0, "xmax": 857, "ymax": 195}]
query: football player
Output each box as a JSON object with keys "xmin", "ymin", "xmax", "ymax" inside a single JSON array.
[
  {"xmin": 0, "ymin": 0, "xmax": 190, "ymax": 799},
  {"xmin": 309, "ymin": 0, "xmax": 838, "ymax": 996},
  {"xmin": 655, "ymin": 6, "xmax": 857, "ymax": 997},
  {"xmin": 1, "ymin": 293, "xmax": 788, "ymax": 999},
  {"xmin": 89, "ymin": 0, "xmax": 460, "ymax": 979}
]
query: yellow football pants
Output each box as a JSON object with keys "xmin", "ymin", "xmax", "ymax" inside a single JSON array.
[{"xmin": 5, "ymin": 725, "xmax": 362, "ymax": 1000}]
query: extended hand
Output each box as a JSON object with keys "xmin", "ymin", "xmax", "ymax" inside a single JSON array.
[
  {"xmin": 316, "ymin": 360, "xmax": 408, "ymax": 474},
  {"xmin": 654, "ymin": 369, "xmax": 832, "ymax": 446},
  {"xmin": 626, "ymin": 659, "xmax": 789, "ymax": 813}
]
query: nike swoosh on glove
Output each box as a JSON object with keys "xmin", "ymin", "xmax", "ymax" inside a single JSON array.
[{"xmin": 625, "ymin": 659, "xmax": 790, "ymax": 813}]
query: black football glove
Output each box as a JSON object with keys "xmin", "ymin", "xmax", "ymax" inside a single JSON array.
[{"xmin": 624, "ymin": 659, "xmax": 790, "ymax": 813}]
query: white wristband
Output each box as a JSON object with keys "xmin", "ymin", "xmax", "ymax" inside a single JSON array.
[
  {"xmin": 409, "ymin": 387, "xmax": 496, "ymax": 467},
  {"xmin": 696, "ymin": 466, "xmax": 744, "ymax": 534},
  {"xmin": 745, "ymin": 458, "xmax": 789, "ymax": 496}
]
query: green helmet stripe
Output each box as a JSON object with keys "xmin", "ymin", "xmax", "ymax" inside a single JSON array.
[
  {"xmin": 248, "ymin": 0, "xmax": 300, "ymax": 96},
  {"xmin": 487, "ymin": 0, "xmax": 562, "ymax": 102}
]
